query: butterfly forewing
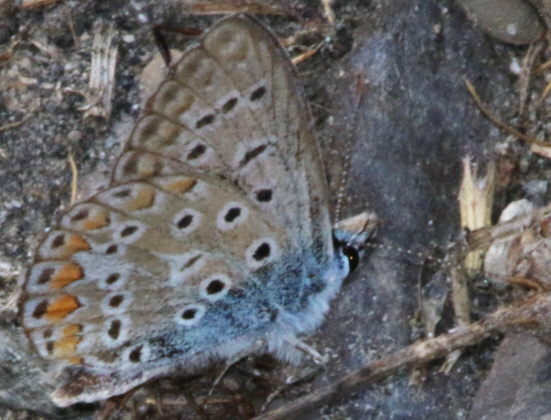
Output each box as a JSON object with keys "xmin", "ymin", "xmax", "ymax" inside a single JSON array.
[
  {"xmin": 117, "ymin": 16, "xmax": 331, "ymax": 257},
  {"xmin": 21, "ymin": 15, "xmax": 334, "ymax": 406}
]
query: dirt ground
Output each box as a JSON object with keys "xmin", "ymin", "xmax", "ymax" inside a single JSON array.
[{"xmin": 2, "ymin": 0, "xmax": 551, "ymax": 419}]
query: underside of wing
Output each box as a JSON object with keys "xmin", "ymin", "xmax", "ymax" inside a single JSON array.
[
  {"xmin": 21, "ymin": 15, "xmax": 339, "ymax": 407},
  {"xmin": 115, "ymin": 15, "xmax": 332, "ymax": 265},
  {"xmin": 22, "ymin": 162, "xmax": 331, "ymax": 406}
]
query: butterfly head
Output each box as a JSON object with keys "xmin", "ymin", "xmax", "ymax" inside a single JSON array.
[{"xmin": 332, "ymin": 211, "xmax": 379, "ymax": 279}]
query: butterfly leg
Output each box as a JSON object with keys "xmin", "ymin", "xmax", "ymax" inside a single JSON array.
[
  {"xmin": 209, "ymin": 336, "xmax": 327, "ymax": 395},
  {"xmin": 285, "ymin": 336, "xmax": 328, "ymax": 364},
  {"xmin": 209, "ymin": 339, "xmax": 267, "ymax": 395}
]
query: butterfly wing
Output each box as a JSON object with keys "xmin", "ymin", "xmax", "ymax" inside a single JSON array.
[
  {"xmin": 115, "ymin": 15, "xmax": 331, "ymax": 260},
  {"xmin": 21, "ymin": 15, "xmax": 335, "ymax": 406}
]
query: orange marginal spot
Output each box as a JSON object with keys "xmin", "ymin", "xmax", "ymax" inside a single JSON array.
[
  {"xmin": 82, "ymin": 208, "xmax": 110, "ymax": 230},
  {"xmin": 136, "ymin": 155, "xmax": 158, "ymax": 178},
  {"xmin": 68, "ymin": 235, "xmax": 90, "ymax": 251},
  {"xmin": 122, "ymin": 187, "xmax": 156, "ymax": 212},
  {"xmin": 159, "ymin": 82, "xmax": 195, "ymax": 115},
  {"xmin": 166, "ymin": 177, "xmax": 197, "ymax": 194},
  {"xmin": 174, "ymin": 95, "xmax": 195, "ymax": 118},
  {"xmin": 54, "ymin": 335, "xmax": 81, "ymax": 356},
  {"xmin": 156, "ymin": 120, "xmax": 180, "ymax": 144},
  {"xmin": 66, "ymin": 356, "xmax": 84, "ymax": 364},
  {"xmin": 133, "ymin": 117, "xmax": 161, "ymax": 145},
  {"xmin": 57, "ymin": 235, "xmax": 91, "ymax": 258},
  {"xmin": 50, "ymin": 263, "xmax": 84, "ymax": 289},
  {"xmin": 45, "ymin": 294, "xmax": 80, "ymax": 322},
  {"xmin": 62, "ymin": 324, "xmax": 82, "ymax": 337}
]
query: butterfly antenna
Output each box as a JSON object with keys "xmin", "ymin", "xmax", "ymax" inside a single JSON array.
[
  {"xmin": 334, "ymin": 76, "xmax": 369, "ymax": 229},
  {"xmin": 151, "ymin": 24, "xmax": 205, "ymax": 67},
  {"xmin": 333, "ymin": 153, "xmax": 350, "ymax": 228},
  {"xmin": 152, "ymin": 24, "xmax": 172, "ymax": 67}
]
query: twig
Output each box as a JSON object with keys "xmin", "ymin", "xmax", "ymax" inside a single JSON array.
[
  {"xmin": 181, "ymin": 0, "xmax": 290, "ymax": 15},
  {"xmin": 291, "ymin": 43, "xmax": 322, "ymax": 65},
  {"xmin": 80, "ymin": 22, "xmax": 118, "ymax": 119},
  {"xmin": 541, "ymin": 79, "xmax": 551, "ymax": 101},
  {"xmin": 466, "ymin": 202, "xmax": 551, "ymax": 251},
  {"xmin": 518, "ymin": 42, "xmax": 544, "ymax": 122},
  {"xmin": 459, "ymin": 157, "xmax": 495, "ymax": 274},
  {"xmin": 68, "ymin": 152, "xmax": 78, "ymax": 205},
  {"xmin": 0, "ymin": 119, "xmax": 24, "ymax": 132},
  {"xmin": 20, "ymin": 0, "xmax": 59, "ymax": 9},
  {"xmin": 68, "ymin": 12, "xmax": 79, "ymax": 50},
  {"xmin": 253, "ymin": 292, "xmax": 551, "ymax": 420},
  {"xmin": 320, "ymin": 0, "xmax": 335, "ymax": 26},
  {"xmin": 0, "ymin": 40, "xmax": 18, "ymax": 64},
  {"xmin": 465, "ymin": 79, "xmax": 551, "ymax": 148}
]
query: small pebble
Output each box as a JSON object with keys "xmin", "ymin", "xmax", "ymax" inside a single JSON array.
[
  {"xmin": 67, "ymin": 130, "xmax": 82, "ymax": 144},
  {"xmin": 523, "ymin": 180, "xmax": 548, "ymax": 196},
  {"xmin": 509, "ymin": 57, "xmax": 522, "ymax": 75},
  {"xmin": 122, "ymin": 34, "xmax": 135, "ymax": 43}
]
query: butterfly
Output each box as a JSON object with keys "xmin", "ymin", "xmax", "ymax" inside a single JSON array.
[{"xmin": 20, "ymin": 14, "xmax": 369, "ymax": 407}]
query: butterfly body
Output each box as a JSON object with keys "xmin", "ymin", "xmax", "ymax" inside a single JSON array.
[{"xmin": 20, "ymin": 15, "xmax": 365, "ymax": 406}]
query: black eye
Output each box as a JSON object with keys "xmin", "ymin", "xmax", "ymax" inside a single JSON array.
[{"xmin": 343, "ymin": 245, "xmax": 360, "ymax": 272}]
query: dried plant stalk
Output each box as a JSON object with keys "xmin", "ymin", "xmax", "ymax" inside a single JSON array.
[{"xmin": 79, "ymin": 22, "xmax": 118, "ymax": 120}]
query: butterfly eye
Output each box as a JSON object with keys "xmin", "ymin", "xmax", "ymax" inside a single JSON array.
[{"xmin": 343, "ymin": 245, "xmax": 360, "ymax": 272}]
